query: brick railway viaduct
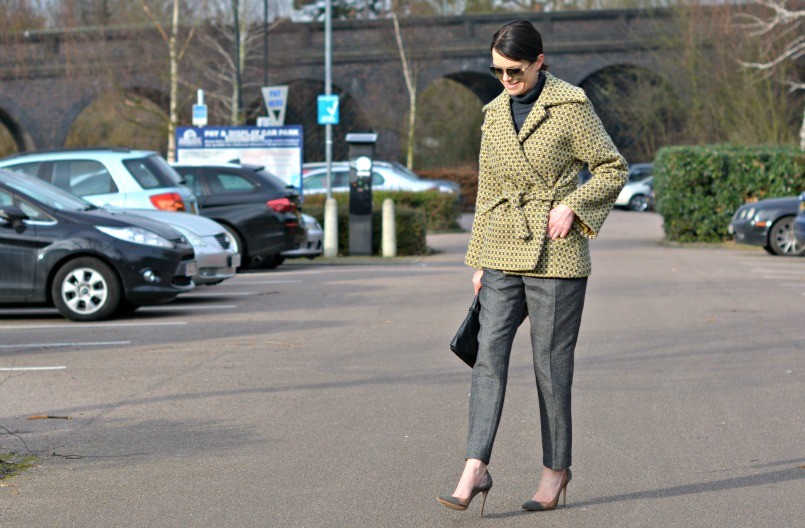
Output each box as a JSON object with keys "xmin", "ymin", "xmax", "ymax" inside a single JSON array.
[{"xmin": 0, "ymin": 8, "xmax": 675, "ymax": 160}]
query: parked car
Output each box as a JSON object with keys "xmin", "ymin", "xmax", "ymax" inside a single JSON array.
[
  {"xmin": 301, "ymin": 160, "xmax": 461, "ymax": 196},
  {"xmin": 122, "ymin": 209, "xmax": 240, "ymax": 285},
  {"xmin": 794, "ymin": 192, "xmax": 805, "ymax": 247},
  {"xmin": 0, "ymin": 160, "xmax": 239, "ymax": 286},
  {"xmin": 615, "ymin": 176, "xmax": 654, "ymax": 212},
  {"xmin": 0, "ymin": 147, "xmax": 199, "ymax": 213},
  {"xmin": 171, "ymin": 162, "xmax": 304, "ymax": 269},
  {"xmin": 0, "ymin": 170, "xmax": 196, "ymax": 321},
  {"xmin": 728, "ymin": 196, "xmax": 805, "ymax": 256},
  {"xmin": 282, "ymin": 213, "xmax": 323, "ymax": 260}
]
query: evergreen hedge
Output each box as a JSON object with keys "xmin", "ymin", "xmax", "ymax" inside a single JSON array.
[
  {"xmin": 303, "ymin": 190, "xmax": 459, "ymax": 231},
  {"xmin": 653, "ymin": 145, "xmax": 805, "ymax": 242},
  {"xmin": 302, "ymin": 202, "xmax": 427, "ymax": 256}
]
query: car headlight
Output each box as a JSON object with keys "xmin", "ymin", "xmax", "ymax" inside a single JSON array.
[
  {"xmin": 96, "ymin": 226, "xmax": 173, "ymax": 248},
  {"xmin": 221, "ymin": 230, "xmax": 236, "ymax": 248},
  {"xmin": 171, "ymin": 225, "xmax": 206, "ymax": 247}
]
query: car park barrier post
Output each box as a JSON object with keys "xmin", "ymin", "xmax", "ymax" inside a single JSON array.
[{"xmin": 382, "ymin": 198, "xmax": 396, "ymax": 257}]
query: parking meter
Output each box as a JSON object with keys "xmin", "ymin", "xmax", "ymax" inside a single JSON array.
[{"xmin": 346, "ymin": 133, "xmax": 378, "ymax": 256}]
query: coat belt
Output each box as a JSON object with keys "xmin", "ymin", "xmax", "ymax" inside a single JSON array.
[{"xmin": 477, "ymin": 184, "xmax": 576, "ymax": 240}]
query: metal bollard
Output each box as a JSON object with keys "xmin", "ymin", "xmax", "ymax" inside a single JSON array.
[
  {"xmin": 382, "ymin": 198, "xmax": 396, "ymax": 258},
  {"xmin": 324, "ymin": 197, "xmax": 338, "ymax": 258}
]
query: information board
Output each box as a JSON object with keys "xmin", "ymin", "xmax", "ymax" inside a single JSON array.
[{"xmin": 176, "ymin": 125, "xmax": 304, "ymax": 192}]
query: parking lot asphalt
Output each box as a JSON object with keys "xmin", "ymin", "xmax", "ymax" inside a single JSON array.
[{"xmin": 1, "ymin": 210, "xmax": 803, "ymax": 527}]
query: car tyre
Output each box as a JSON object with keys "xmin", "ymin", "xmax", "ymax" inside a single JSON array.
[
  {"xmin": 628, "ymin": 194, "xmax": 649, "ymax": 212},
  {"xmin": 263, "ymin": 255, "xmax": 285, "ymax": 269},
  {"xmin": 766, "ymin": 216, "xmax": 805, "ymax": 256},
  {"xmin": 52, "ymin": 257, "xmax": 121, "ymax": 321},
  {"xmin": 115, "ymin": 300, "xmax": 141, "ymax": 316}
]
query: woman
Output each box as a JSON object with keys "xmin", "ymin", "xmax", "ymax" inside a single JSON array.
[{"xmin": 437, "ymin": 20, "xmax": 627, "ymax": 515}]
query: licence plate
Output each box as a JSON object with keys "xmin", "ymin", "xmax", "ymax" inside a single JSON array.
[
  {"xmin": 229, "ymin": 254, "xmax": 241, "ymax": 268},
  {"xmin": 185, "ymin": 261, "xmax": 198, "ymax": 276}
]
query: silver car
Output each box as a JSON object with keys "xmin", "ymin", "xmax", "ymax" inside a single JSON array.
[
  {"xmin": 0, "ymin": 148, "xmax": 199, "ymax": 213},
  {"xmin": 282, "ymin": 213, "xmax": 323, "ymax": 259},
  {"xmin": 122, "ymin": 209, "xmax": 240, "ymax": 284}
]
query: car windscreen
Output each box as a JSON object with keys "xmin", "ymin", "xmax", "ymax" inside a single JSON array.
[
  {"xmin": 2, "ymin": 173, "xmax": 94, "ymax": 211},
  {"xmin": 389, "ymin": 162, "xmax": 423, "ymax": 182},
  {"xmin": 256, "ymin": 170, "xmax": 293, "ymax": 192},
  {"xmin": 123, "ymin": 155, "xmax": 184, "ymax": 189}
]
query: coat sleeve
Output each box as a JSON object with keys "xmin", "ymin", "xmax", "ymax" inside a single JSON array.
[
  {"xmin": 559, "ymin": 99, "xmax": 628, "ymax": 239},
  {"xmin": 465, "ymin": 115, "xmax": 502, "ymax": 269}
]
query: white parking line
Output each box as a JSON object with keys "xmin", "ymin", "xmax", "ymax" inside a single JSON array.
[
  {"xmin": 0, "ymin": 366, "xmax": 66, "ymax": 371},
  {"xmin": 227, "ymin": 280, "xmax": 302, "ymax": 285},
  {"xmin": 751, "ymin": 269, "xmax": 805, "ymax": 275},
  {"xmin": 139, "ymin": 304, "xmax": 237, "ymax": 311},
  {"xmin": 0, "ymin": 322, "xmax": 188, "ymax": 330},
  {"xmin": 182, "ymin": 292, "xmax": 256, "ymax": 297},
  {"xmin": 0, "ymin": 341, "xmax": 130, "ymax": 349}
]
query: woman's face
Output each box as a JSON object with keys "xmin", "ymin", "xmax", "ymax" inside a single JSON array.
[{"xmin": 491, "ymin": 49, "xmax": 543, "ymax": 97}]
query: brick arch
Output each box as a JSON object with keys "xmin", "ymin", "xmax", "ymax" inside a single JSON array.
[
  {"xmin": 578, "ymin": 64, "xmax": 678, "ymax": 162},
  {"xmin": 0, "ymin": 97, "xmax": 37, "ymax": 152},
  {"xmin": 57, "ymin": 87, "xmax": 169, "ymax": 148},
  {"xmin": 444, "ymin": 71, "xmax": 502, "ymax": 105}
]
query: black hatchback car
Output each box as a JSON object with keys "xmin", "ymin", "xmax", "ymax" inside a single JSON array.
[
  {"xmin": 0, "ymin": 170, "xmax": 197, "ymax": 321},
  {"xmin": 172, "ymin": 163, "xmax": 304, "ymax": 268}
]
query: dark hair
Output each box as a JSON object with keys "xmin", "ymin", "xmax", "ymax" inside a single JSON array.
[{"xmin": 491, "ymin": 20, "xmax": 549, "ymax": 71}]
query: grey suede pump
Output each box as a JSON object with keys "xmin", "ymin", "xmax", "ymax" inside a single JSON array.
[
  {"xmin": 521, "ymin": 468, "xmax": 572, "ymax": 512},
  {"xmin": 437, "ymin": 472, "xmax": 493, "ymax": 517}
]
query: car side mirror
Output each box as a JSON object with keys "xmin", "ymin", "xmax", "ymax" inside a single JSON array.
[{"xmin": 0, "ymin": 205, "xmax": 29, "ymax": 231}]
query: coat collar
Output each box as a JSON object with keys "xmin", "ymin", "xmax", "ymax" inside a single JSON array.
[{"xmin": 483, "ymin": 72, "xmax": 588, "ymax": 143}]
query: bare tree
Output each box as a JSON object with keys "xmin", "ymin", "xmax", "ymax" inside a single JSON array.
[
  {"xmin": 735, "ymin": 0, "xmax": 804, "ymax": 149},
  {"xmin": 194, "ymin": 0, "xmax": 280, "ymax": 125},
  {"xmin": 391, "ymin": 12, "xmax": 418, "ymax": 169},
  {"xmin": 142, "ymin": 0, "xmax": 200, "ymax": 161}
]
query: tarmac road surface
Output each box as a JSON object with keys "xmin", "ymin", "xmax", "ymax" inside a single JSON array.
[{"xmin": 1, "ymin": 210, "xmax": 803, "ymax": 527}]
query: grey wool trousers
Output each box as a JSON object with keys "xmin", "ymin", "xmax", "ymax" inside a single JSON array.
[{"xmin": 466, "ymin": 268, "xmax": 587, "ymax": 469}]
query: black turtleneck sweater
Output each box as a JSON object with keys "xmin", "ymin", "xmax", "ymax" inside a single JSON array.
[{"xmin": 510, "ymin": 71, "xmax": 546, "ymax": 133}]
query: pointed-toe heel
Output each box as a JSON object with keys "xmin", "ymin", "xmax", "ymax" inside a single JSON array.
[
  {"xmin": 437, "ymin": 472, "xmax": 493, "ymax": 517},
  {"xmin": 521, "ymin": 468, "xmax": 572, "ymax": 512}
]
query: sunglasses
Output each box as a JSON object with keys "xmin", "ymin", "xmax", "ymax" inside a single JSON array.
[{"xmin": 489, "ymin": 62, "xmax": 533, "ymax": 81}]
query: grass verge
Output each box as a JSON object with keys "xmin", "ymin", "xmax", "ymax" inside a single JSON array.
[{"xmin": 0, "ymin": 452, "xmax": 36, "ymax": 480}]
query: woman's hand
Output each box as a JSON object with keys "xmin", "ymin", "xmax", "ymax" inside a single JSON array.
[
  {"xmin": 472, "ymin": 269, "xmax": 484, "ymax": 296},
  {"xmin": 547, "ymin": 204, "xmax": 576, "ymax": 240}
]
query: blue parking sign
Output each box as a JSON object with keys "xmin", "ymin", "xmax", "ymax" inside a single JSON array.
[{"xmin": 317, "ymin": 95, "xmax": 339, "ymax": 125}]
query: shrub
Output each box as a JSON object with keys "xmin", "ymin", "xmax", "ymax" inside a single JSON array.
[
  {"xmin": 654, "ymin": 145, "xmax": 805, "ymax": 242},
  {"xmin": 302, "ymin": 202, "xmax": 427, "ymax": 256},
  {"xmin": 303, "ymin": 190, "xmax": 458, "ymax": 232},
  {"xmin": 416, "ymin": 165, "xmax": 479, "ymax": 210}
]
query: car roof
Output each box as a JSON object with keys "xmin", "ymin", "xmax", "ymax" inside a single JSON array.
[
  {"xmin": 172, "ymin": 161, "xmax": 264, "ymax": 170},
  {"xmin": 0, "ymin": 147, "xmax": 158, "ymax": 163}
]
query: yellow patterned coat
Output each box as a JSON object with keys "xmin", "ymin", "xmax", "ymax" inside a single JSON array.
[{"xmin": 465, "ymin": 72, "xmax": 628, "ymax": 277}]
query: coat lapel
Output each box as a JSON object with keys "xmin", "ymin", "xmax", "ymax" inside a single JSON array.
[{"xmin": 516, "ymin": 103, "xmax": 548, "ymax": 144}]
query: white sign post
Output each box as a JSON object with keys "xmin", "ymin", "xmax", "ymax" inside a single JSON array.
[{"xmin": 260, "ymin": 85, "xmax": 289, "ymax": 126}]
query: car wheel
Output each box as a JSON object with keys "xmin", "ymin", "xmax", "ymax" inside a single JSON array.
[
  {"xmin": 263, "ymin": 255, "xmax": 285, "ymax": 269},
  {"xmin": 628, "ymin": 194, "xmax": 648, "ymax": 212},
  {"xmin": 766, "ymin": 216, "xmax": 805, "ymax": 256},
  {"xmin": 52, "ymin": 257, "xmax": 121, "ymax": 321},
  {"xmin": 221, "ymin": 223, "xmax": 246, "ymax": 267}
]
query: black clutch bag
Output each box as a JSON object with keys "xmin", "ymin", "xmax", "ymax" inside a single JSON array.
[{"xmin": 450, "ymin": 294, "xmax": 481, "ymax": 368}]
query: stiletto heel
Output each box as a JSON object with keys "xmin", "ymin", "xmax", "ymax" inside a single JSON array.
[
  {"xmin": 521, "ymin": 468, "xmax": 572, "ymax": 512},
  {"xmin": 437, "ymin": 472, "xmax": 493, "ymax": 516},
  {"xmin": 479, "ymin": 489, "xmax": 490, "ymax": 517}
]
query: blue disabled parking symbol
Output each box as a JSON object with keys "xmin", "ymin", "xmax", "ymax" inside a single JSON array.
[{"xmin": 317, "ymin": 95, "xmax": 339, "ymax": 125}]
